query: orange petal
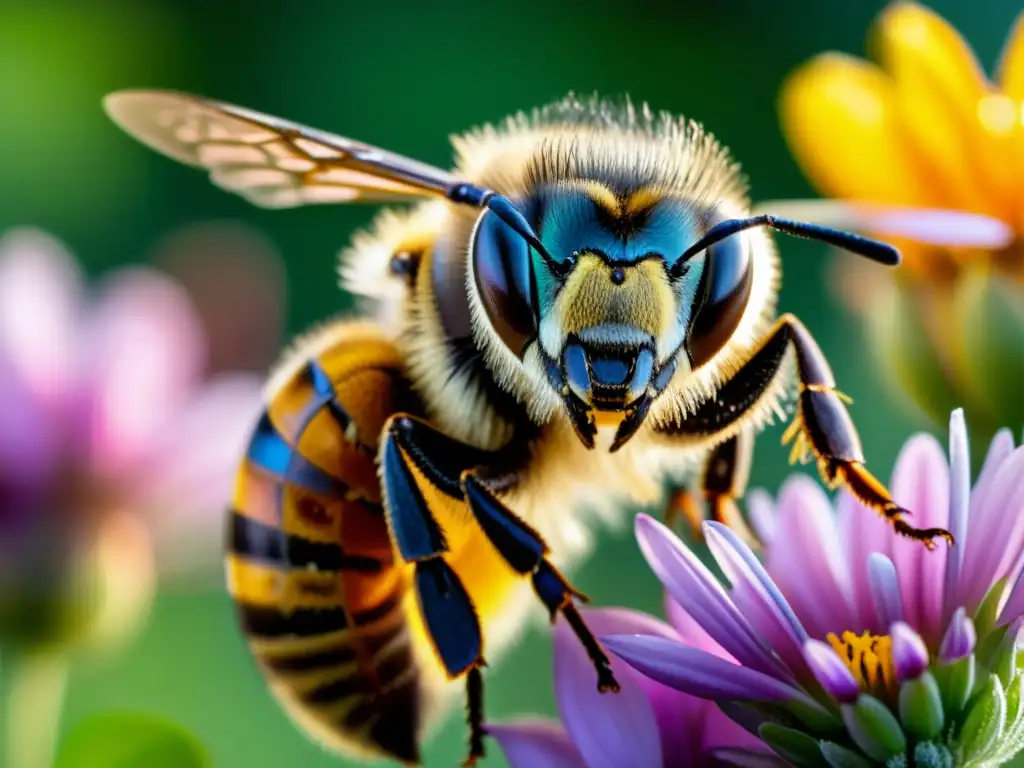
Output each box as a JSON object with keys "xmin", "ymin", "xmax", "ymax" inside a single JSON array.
[
  {"xmin": 997, "ymin": 12, "xmax": 1024, "ymax": 231},
  {"xmin": 779, "ymin": 53, "xmax": 931, "ymax": 205},
  {"xmin": 874, "ymin": 2, "xmax": 1012, "ymax": 220},
  {"xmin": 997, "ymin": 10, "xmax": 1024, "ymax": 98}
]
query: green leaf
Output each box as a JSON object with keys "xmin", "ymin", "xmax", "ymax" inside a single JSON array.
[
  {"xmin": 55, "ymin": 712, "xmax": 209, "ymax": 768},
  {"xmin": 899, "ymin": 671, "xmax": 944, "ymax": 740},
  {"xmin": 757, "ymin": 722, "xmax": 825, "ymax": 768},
  {"xmin": 820, "ymin": 741, "xmax": 874, "ymax": 768},
  {"xmin": 958, "ymin": 673, "xmax": 1006, "ymax": 763}
]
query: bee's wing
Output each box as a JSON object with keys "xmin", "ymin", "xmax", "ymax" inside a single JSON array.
[
  {"xmin": 103, "ymin": 90, "xmax": 460, "ymax": 208},
  {"xmin": 753, "ymin": 200, "xmax": 1015, "ymax": 249}
]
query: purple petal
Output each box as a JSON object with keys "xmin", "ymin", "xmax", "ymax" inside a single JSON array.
[
  {"xmin": 942, "ymin": 410, "xmax": 971, "ymax": 628},
  {"xmin": 986, "ymin": 448, "xmax": 1024, "ymax": 587},
  {"xmin": 641, "ymin": 675, "xmax": 705, "ymax": 766},
  {"xmin": 702, "ymin": 705, "xmax": 765, "ymax": 755},
  {"xmin": 868, "ymin": 554, "xmax": 904, "ymax": 629},
  {"xmin": 839, "ymin": 490, "xmax": 894, "ymax": 634},
  {"xmin": 579, "ymin": 607, "xmax": 705, "ymax": 767},
  {"xmin": 891, "ymin": 622, "xmax": 929, "ymax": 683},
  {"xmin": 603, "ymin": 634, "xmax": 812, "ymax": 704},
  {"xmin": 888, "ymin": 433, "xmax": 949, "ymax": 646},
  {"xmin": 0, "ymin": 356, "xmax": 59, "ymax": 492},
  {"xmin": 803, "ymin": 639, "xmax": 861, "ymax": 703},
  {"xmin": 960, "ymin": 429, "xmax": 1018, "ymax": 611},
  {"xmin": 939, "ymin": 607, "xmax": 976, "ymax": 662},
  {"xmin": 83, "ymin": 267, "xmax": 206, "ymax": 475},
  {"xmin": 704, "ymin": 521, "xmax": 808, "ymax": 677},
  {"xmin": 554, "ymin": 608, "xmax": 664, "ymax": 768},
  {"xmin": 745, "ymin": 489, "xmax": 778, "ymax": 548},
  {"xmin": 666, "ymin": 595, "xmax": 729, "ymax": 658},
  {"xmin": 636, "ymin": 515, "xmax": 788, "ymax": 679},
  {"xmin": 858, "ymin": 207, "xmax": 1013, "ymax": 248},
  {"xmin": 999, "ymin": 567, "xmax": 1024, "ymax": 628},
  {"xmin": 130, "ymin": 374, "xmax": 264, "ymax": 580},
  {"xmin": 486, "ymin": 721, "xmax": 587, "ymax": 768},
  {"xmin": 654, "ymin": 599, "xmax": 754, "ymax": 765},
  {"xmin": 974, "ymin": 429, "xmax": 1017, "ymax": 507},
  {"xmin": 764, "ymin": 475, "xmax": 856, "ymax": 638},
  {"xmin": 960, "ymin": 446, "xmax": 1024, "ymax": 615},
  {"xmin": 751, "ymin": 200, "xmax": 1015, "ymax": 248},
  {"xmin": 0, "ymin": 228, "xmax": 82, "ymax": 404}
]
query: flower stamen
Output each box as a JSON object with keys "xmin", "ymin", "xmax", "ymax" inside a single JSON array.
[{"xmin": 827, "ymin": 631, "xmax": 897, "ymax": 699}]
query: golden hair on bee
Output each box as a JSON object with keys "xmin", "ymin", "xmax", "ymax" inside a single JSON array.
[{"xmin": 104, "ymin": 88, "xmax": 952, "ymax": 767}]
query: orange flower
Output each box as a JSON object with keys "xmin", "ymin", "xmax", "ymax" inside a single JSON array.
[{"xmin": 771, "ymin": 2, "xmax": 1024, "ymax": 439}]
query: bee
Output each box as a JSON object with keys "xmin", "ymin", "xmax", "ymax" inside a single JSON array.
[{"xmin": 103, "ymin": 90, "xmax": 954, "ymax": 766}]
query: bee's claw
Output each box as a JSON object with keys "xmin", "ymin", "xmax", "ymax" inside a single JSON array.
[{"xmin": 597, "ymin": 667, "xmax": 621, "ymax": 694}]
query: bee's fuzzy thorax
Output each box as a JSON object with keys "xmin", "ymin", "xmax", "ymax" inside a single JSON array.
[{"xmin": 453, "ymin": 92, "xmax": 749, "ymax": 211}]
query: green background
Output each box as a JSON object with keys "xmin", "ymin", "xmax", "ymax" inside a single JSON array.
[{"xmin": 2, "ymin": 0, "xmax": 1019, "ymax": 765}]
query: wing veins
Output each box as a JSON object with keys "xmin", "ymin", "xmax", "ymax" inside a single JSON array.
[{"xmin": 104, "ymin": 89, "xmax": 463, "ymax": 209}]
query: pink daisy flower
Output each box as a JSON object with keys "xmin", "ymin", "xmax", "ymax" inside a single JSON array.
[
  {"xmin": 0, "ymin": 226, "xmax": 277, "ymax": 649},
  {"xmin": 606, "ymin": 409, "xmax": 1024, "ymax": 766}
]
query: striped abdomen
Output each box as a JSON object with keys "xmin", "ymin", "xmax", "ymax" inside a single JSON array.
[{"xmin": 226, "ymin": 324, "xmax": 423, "ymax": 764}]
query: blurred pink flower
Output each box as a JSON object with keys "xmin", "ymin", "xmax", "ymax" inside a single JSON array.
[
  {"xmin": 0, "ymin": 226, "xmax": 277, "ymax": 647},
  {"xmin": 487, "ymin": 607, "xmax": 769, "ymax": 767}
]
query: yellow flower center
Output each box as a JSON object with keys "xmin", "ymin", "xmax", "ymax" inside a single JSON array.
[{"xmin": 827, "ymin": 631, "xmax": 897, "ymax": 699}]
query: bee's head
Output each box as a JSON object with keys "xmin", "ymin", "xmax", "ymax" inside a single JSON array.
[{"xmin": 466, "ymin": 186, "xmax": 898, "ymax": 451}]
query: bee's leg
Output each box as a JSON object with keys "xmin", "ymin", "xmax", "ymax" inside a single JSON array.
[
  {"xmin": 465, "ymin": 665, "xmax": 484, "ymax": 766},
  {"xmin": 660, "ymin": 314, "xmax": 953, "ymax": 550},
  {"xmin": 460, "ymin": 474, "xmax": 620, "ymax": 693},
  {"xmin": 381, "ymin": 416, "xmax": 620, "ymax": 695},
  {"xmin": 379, "ymin": 416, "xmax": 487, "ymax": 766},
  {"xmin": 667, "ymin": 430, "xmax": 758, "ymax": 547},
  {"xmin": 380, "ymin": 415, "xmax": 618, "ymax": 764},
  {"xmin": 777, "ymin": 315, "xmax": 952, "ymax": 550}
]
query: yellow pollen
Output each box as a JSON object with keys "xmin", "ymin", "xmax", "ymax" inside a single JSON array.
[
  {"xmin": 977, "ymin": 94, "xmax": 1017, "ymax": 135},
  {"xmin": 827, "ymin": 631, "xmax": 897, "ymax": 698}
]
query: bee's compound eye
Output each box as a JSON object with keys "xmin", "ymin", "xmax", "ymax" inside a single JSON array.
[
  {"xmin": 470, "ymin": 208, "xmax": 538, "ymax": 358},
  {"xmin": 685, "ymin": 214, "xmax": 753, "ymax": 368}
]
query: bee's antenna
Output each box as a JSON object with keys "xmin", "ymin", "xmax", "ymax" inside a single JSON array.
[
  {"xmin": 673, "ymin": 214, "xmax": 901, "ymax": 277},
  {"xmin": 447, "ymin": 183, "xmax": 556, "ymax": 264}
]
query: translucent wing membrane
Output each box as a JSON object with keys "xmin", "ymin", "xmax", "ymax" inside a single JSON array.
[
  {"xmin": 753, "ymin": 200, "xmax": 1015, "ymax": 249},
  {"xmin": 103, "ymin": 90, "xmax": 460, "ymax": 208}
]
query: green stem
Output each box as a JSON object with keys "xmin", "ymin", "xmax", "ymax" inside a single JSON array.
[{"xmin": 5, "ymin": 649, "xmax": 69, "ymax": 768}]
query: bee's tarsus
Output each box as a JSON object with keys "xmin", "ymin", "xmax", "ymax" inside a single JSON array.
[
  {"xmin": 562, "ymin": 601, "xmax": 621, "ymax": 694},
  {"xmin": 463, "ymin": 666, "xmax": 486, "ymax": 767},
  {"xmin": 894, "ymin": 519, "xmax": 955, "ymax": 549}
]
